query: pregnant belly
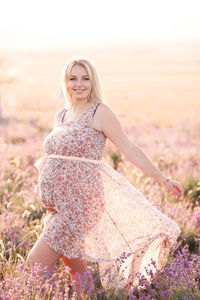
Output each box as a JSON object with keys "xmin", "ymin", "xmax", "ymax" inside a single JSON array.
[
  {"xmin": 38, "ymin": 159, "xmax": 63, "ymax": 209},
  {"xmin": 38, "ymin": 158, "xmax": 104, "ymax": 213},
  {"xmin": 50, "ymin": 163, "xmax": 105, "ymax": 225}
]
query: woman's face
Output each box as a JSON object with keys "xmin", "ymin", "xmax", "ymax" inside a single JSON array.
[{"xmin": 67, "ymin": 64, "xmax": 92, "ymax": 102}]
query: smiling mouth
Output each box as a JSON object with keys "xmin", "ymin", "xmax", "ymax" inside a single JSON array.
[{"xmin": 74, "ymin": 89, "xmax": 86, "ymax": 93}]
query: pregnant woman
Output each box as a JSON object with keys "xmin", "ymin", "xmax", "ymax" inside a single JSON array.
[{"xmin": 27, "ymin": 56, "xmax": 184, "ymax": 297}]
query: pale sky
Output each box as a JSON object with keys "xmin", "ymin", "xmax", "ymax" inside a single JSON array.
[{"xmin": 1, "ymin": 0, "xmax": 200, "ymax": 50}]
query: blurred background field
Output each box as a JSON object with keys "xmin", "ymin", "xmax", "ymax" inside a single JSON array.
[
  {"xmin": 1, "ymin": 41, "xmax": 200, "ymax": 125},
  {"xmin": 0, "ymin": 42, "xmax": 200, "ymax": 299}
]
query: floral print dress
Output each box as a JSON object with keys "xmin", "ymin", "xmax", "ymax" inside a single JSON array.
[{"xmin": 35, "ymin": 100, "xmax": 181, "ymax": 291}]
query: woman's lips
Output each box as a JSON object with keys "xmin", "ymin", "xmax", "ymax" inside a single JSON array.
[{"xmin": 74, "ymin": 89, "xmax": 85, "ymax": 94}]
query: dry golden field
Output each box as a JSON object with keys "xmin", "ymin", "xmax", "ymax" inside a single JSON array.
[
  {"xmin": 0, "ymin": 41, "xmax": 199, "ymax": 128},
  {"xmin": 1, "ymin": 42, "xmax": 200, "ymax": 299}
]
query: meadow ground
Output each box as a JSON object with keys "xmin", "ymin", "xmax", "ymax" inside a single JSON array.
[{"xmin": 0, "ymin": 42, "xmax": 200, "ymax": 299}]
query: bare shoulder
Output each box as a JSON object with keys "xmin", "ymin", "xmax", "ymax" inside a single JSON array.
[
  {"xmin": 93, "ymin": 102, "xmax": 123, "ymax": 134},
  {"xmin": 96, "ymin": 102, "xmax": 116, "ymax": 120},
  {"xmin": 94, "ymin": 102, "xmax": 135, "ymax": 155}
]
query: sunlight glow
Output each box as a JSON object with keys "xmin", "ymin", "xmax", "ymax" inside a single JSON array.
[{"xmin": 1, "ymin": 0, "xmax": 200, "ymax": 49}]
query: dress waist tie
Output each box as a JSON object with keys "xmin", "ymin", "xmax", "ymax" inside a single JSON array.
[{"xmin": 34, "ymin": 154, "xmax": 103, "ymax": 174}]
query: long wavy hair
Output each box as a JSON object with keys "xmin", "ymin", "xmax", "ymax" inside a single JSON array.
[{"xmin": 61, "ymin": 56, "xmax": 107, "ymax": 107}]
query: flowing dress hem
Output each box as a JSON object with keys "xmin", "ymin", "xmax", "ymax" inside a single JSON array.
[{"xmin": 42, "ymin": 230, "xmax": 175, "ymax": 265}]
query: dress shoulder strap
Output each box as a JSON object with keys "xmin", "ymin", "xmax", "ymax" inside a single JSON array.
[
  {"xmin": 84, "ymin": 101, "xmax": 101, "ymax": 123},
  {"xmin": 53, "ymin": 107, "xmax": 66, "ymax": 127},
  {"xmin": 92, "ymin": 101, "xmax": 101, "ymax": 117}
]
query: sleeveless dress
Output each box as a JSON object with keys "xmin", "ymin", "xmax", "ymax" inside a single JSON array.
[{"xmin": 34, "ymin": 100, "xmax": 181, "ymax": 292}]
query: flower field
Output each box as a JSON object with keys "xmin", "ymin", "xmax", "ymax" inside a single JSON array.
[{"xmin": 0, "ymin": 46, "xmax": 200, "ymax": 299}]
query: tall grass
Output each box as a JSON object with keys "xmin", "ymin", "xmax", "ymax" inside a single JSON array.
[{"xmin": 0, "ymin": 107, "xmax": 200, "ymax": 299}]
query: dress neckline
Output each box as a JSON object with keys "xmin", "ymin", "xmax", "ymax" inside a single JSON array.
[{"xmin": 61, "ymin": 101, "xmax": 96, "ymax": 125}]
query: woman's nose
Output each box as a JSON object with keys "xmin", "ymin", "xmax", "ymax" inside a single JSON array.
[
  {"xmin": 76, "ymin": 79, "xmax": 85, "ymax": 84},
  {"xmin": 75, "ymin": 81, "xmax": 85, "ymax": 87}
]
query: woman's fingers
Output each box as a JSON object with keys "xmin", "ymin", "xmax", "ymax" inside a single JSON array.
[
  {"xmin": 46, "ymin": 208, "xmax": 55, "ymax": 214},
  {"xmin": 164, "ymin": 180, "xmax": 184, "ymax": 199},
  {"xmin": 171, "ymin": 183, "xmax": 184, "ymax": 198}
]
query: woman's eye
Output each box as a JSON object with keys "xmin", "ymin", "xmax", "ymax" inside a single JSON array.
[{"xmin": 69, "ymin": 78, "xmax": 89, "ymax": 81}]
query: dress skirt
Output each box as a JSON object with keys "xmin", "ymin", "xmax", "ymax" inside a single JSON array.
[{"xmin": 34, "ymin": 154, "xmax": 181, "ymax": 292}]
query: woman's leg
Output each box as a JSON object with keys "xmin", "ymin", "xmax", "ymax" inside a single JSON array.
[
  {"xmin": 61, "ymin": 256, "xmax": 87, "ymax": 282},
  {"xmin": 26, "ymin": 234, "xmax": 62, "ymax": 281},
  {"xmin": 38, "ymin": 209, "xmax": 95, "ymax": 296},
  {"xmin": 61, "ymin": 256, "xmax": 95, "ymax": 297}
]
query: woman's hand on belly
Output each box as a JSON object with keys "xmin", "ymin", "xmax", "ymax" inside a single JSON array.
[{"xmin": 46, "ymin": 207, "xmax": 55, "ymax": 214}]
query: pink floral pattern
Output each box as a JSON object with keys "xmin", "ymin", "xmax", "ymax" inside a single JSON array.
[{"xmin": 37, "ymin": 100, "xmax": 181, "ymax": 291}]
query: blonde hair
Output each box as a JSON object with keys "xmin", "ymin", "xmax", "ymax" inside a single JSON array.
[{"xmin": 61, "ymin": 56, "xmax": 107, "ymax": 107}]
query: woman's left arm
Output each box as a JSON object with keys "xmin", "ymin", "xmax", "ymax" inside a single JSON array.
[{"xmin": 96, "ymin": 103, "xmax": 184, "ymax": 199}]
